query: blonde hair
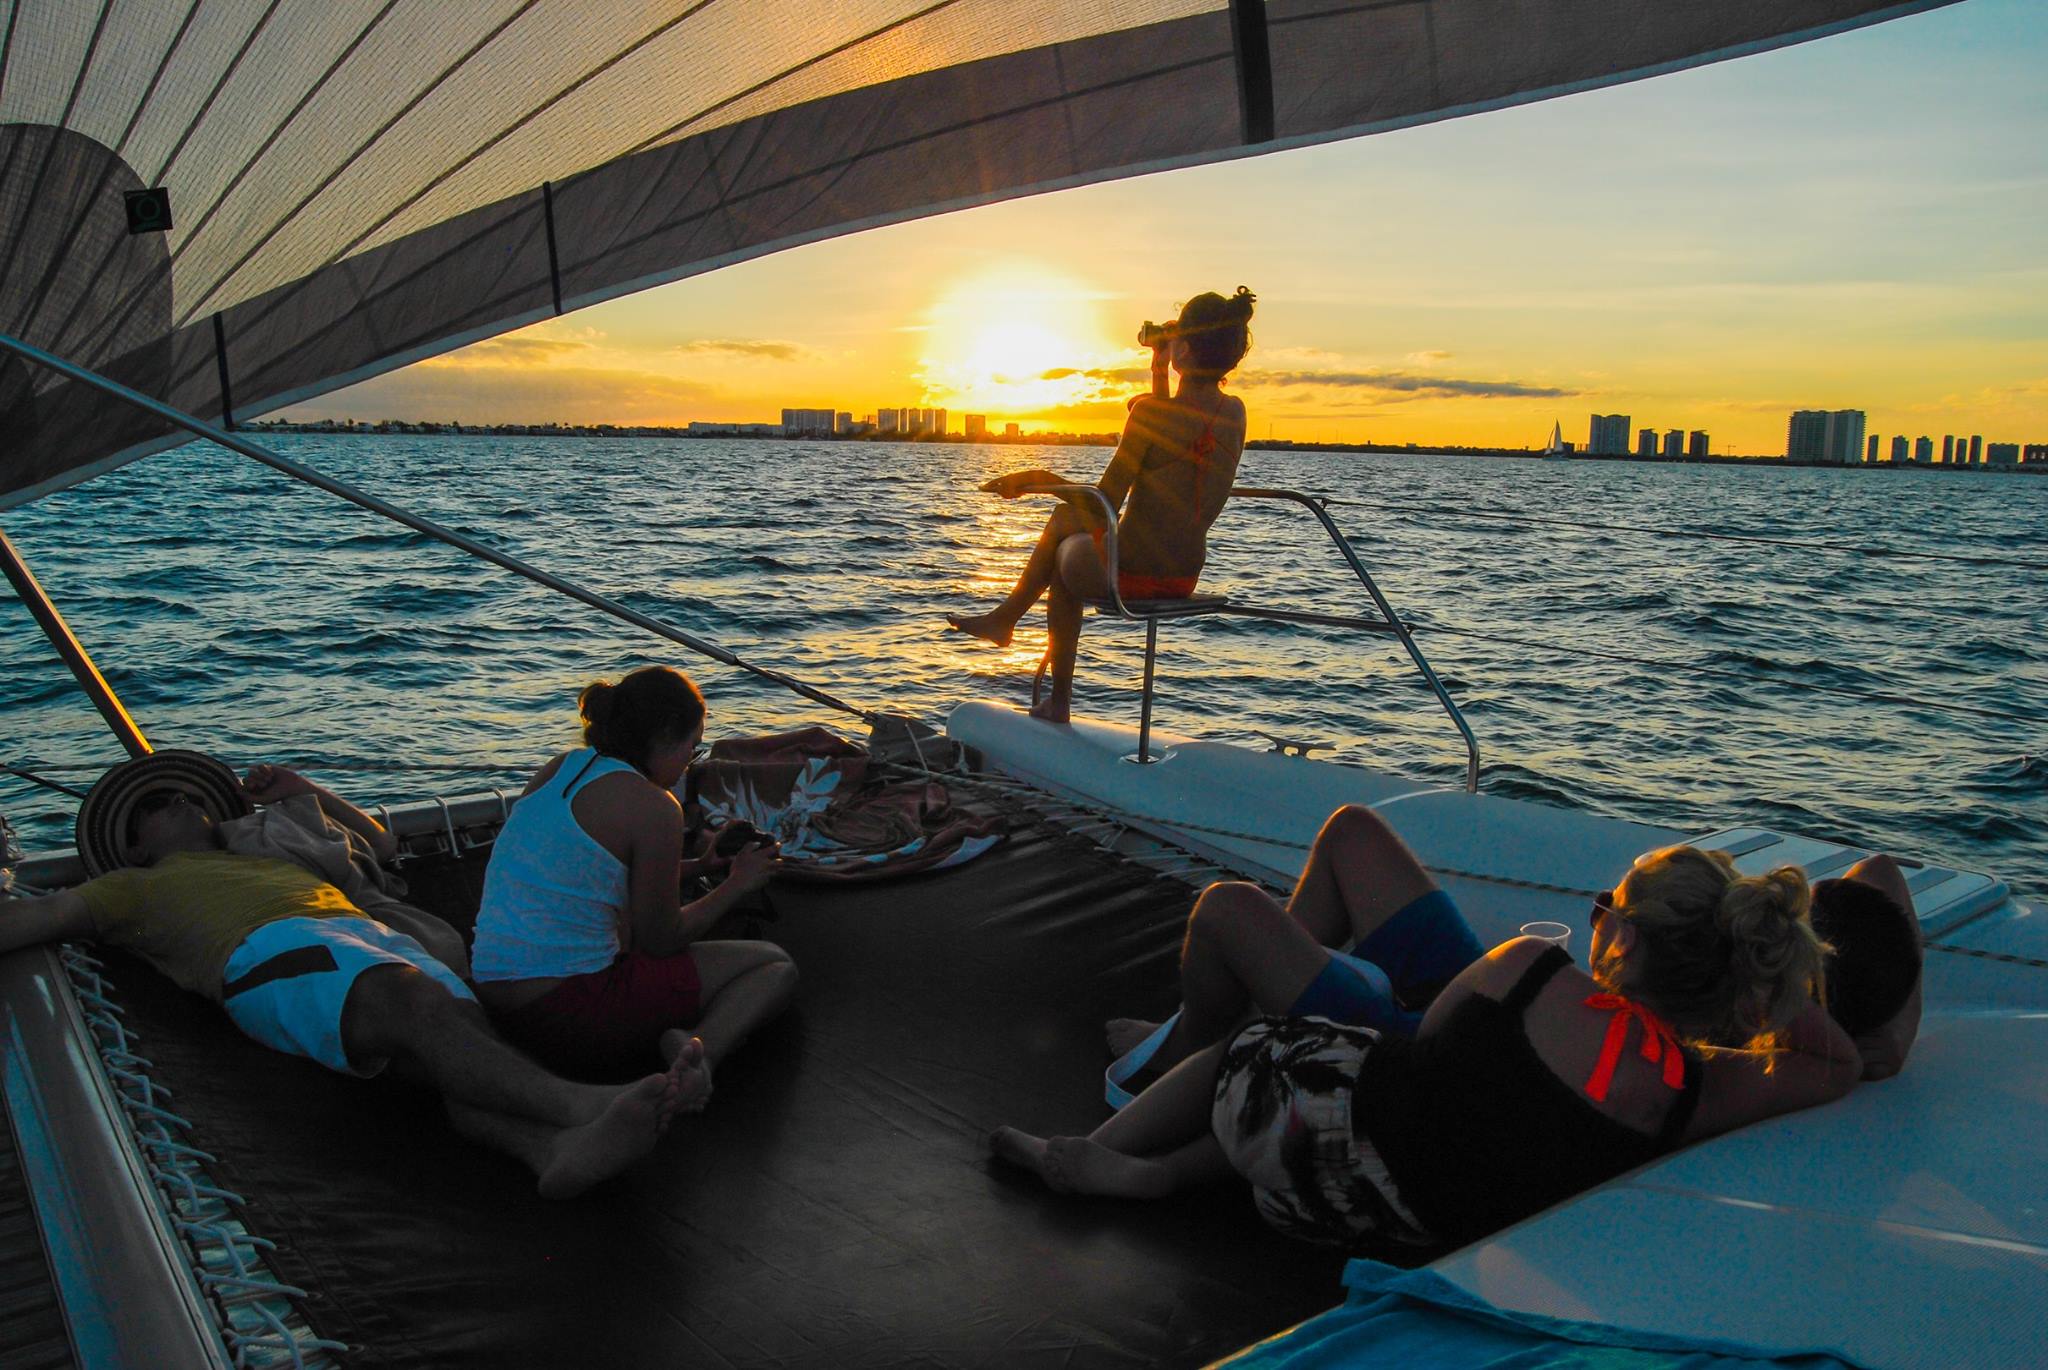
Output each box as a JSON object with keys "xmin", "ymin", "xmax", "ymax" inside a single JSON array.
[{"xmin": 1597, "ymin": 846, "xmax": 1826, "ymax": 1056}]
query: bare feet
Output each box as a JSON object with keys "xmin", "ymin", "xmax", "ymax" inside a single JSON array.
[
  {"xmin": 1044, "ymin": 1137, "xmax": 1175, "ymax": 1198},
  {"xmin": 1106, "ymin": 1017, "xmax": 1164, "ymax": 1058},
  {"xmin": 1028, "ymin": 695, "xmax": 1071, "ymax": 724},
  {"xmin": 537, "ymin": 1071, "xmax": 678, "ymax": 1200},
  {"xmin": 947, "ymin": 610, "xmax": 1015, "ymax": 648},
  {"xmin": 660, "ymin": 1031, "xmax": 714, "ymax": 1114},
  {"xmin": 988, "ymin": 1126, "xmax": 1062, "ymax": 1189},
  {"xmin": 988, "ymin": 1128, "xmax": 1173, "ymax": 1199}
]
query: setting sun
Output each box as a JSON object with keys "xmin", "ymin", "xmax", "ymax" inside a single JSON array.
[{"xmin": 917, "ymin": 263, "xmax": 1126, "ymax": 424}]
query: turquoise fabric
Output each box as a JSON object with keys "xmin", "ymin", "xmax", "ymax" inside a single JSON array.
[{"xmin": 1219, "ymin": 1260, "xmax": 1864, "ymax": 1369}]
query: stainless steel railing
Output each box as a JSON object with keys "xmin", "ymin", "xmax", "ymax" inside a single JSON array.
[{"xmin": 1012, "ymin": 483, "xmax": 1480, "ymax": 790}]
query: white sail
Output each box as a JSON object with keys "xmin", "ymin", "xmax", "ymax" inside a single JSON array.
[{"xmin": 0, "ymin": 0, "xmax": 1963, "ymax": 507}]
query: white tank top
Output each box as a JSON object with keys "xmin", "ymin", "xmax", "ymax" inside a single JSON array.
[{"xmin": 472, "ymin": 748, "xmax": 640, "ymax": 981}]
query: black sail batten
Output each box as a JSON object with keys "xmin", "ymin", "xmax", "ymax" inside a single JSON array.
[{"xmin": 0, "ymin": 0, "xmax": 1963, "ymax": 510}]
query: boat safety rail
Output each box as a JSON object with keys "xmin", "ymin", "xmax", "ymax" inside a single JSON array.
[
  {"xmin": 1010, "ymin": 483, "xmax": 1479, "ymax": 791},
  {"xmin": 0, "ymin": 330, "xmax": 874, "ymax": 730}
]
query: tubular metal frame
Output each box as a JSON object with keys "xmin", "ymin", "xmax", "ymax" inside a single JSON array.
[{"xmin": 1016, "ymin": 483, "xmax": 1480, "ymax": 789}]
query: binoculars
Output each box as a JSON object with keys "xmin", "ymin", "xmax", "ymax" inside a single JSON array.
[{"xmin": 1136, "ymin": 320, "xmax": 1177, "ymax": 349}]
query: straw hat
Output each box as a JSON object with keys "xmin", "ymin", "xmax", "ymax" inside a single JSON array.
[{"xmin": 74, "ymin": 750, "xmax": 251, "ymax": 878}]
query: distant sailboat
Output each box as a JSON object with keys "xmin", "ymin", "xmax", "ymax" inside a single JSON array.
[{"xmin": 1542, "ymin": 421, "xmax": 1566, "ymax": 457}]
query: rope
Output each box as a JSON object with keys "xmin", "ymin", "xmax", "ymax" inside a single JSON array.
[
  {"xmin": 57, "ymin": 946, "xmax": 348, "ymax": 1368},
  {"xmin": 1926, "ymin": 941, "xmax": 2048, "ymax": 971},
  {"xmin": 0, "ymin": 761, "xmax": 90, "ymax": 798},
  {"xmin": 1324, "ymin": 495, "xmax": 2048, "ymax": 573}
]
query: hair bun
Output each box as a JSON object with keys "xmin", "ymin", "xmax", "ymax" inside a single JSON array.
[
  {"xmin": 1230, "ymin": 285, "xmax": 1256, "ymax": 319},
  {"xmin": 578, "ymin": 678, "xmax": 616, "ymax": 725}
]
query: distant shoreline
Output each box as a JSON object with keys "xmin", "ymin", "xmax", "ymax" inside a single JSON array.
[{"xmin": 242, "ymin": 422, "xmax": 2043, "ymax": 474}]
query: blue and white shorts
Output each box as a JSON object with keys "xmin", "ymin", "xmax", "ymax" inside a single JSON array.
[{"xmin": 220, "ymin": 915, "xmax": 475, "ymax": 1076}]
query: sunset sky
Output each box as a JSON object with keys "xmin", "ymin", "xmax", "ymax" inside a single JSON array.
[{"xmin": 279, "ymin": 0, "xmax": 2048, "ymax": 455}]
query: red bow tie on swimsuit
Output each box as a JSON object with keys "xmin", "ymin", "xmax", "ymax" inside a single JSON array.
[{"xmin": 1581, "ymin": 993, "xmax": 1687, "ymax": 1102}]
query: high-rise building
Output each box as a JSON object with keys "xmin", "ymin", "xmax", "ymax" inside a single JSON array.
[
  {"xmin": 877, "ymin": 408, "xmax": 899, "ymax": 434},
  {"xmin": 836, "ymin": 412, "xmax": 853, "ymax": 433},
  {"xmin": 1786, "ymin": 409, "xmax": 1866, "ymax": 464},
  {"xmin": 1866, "ymin": 434, "xmax": 1880, "ymax": 463},
  {"xmin": 2023, "ymin": 443, "xmax": 2048, "ymax": 465},
  {"xmin": 964, "ymin": 414, "xmax": 988, "ymax": 439},
  {"xmin": 1004, "ymin": 422, "xmax": 1021, "ymax": 437},
  {"xmin": 1588, "ymin": 414, "xmax": 1631, "ymax": 455},
  {"xmin": 931, "ymin": 408, "xmax": 948, "ymax": 437},
  {"xmin": 1986, "ymin": 442, "xmax": 2019, "ymax": 464},
  {"xmin": 1661, "ymin": 429, "xmax": 1683, "ymax": 459},
  {"xmin": 780, "ymin": 407, "xmax": 835, "ymax": 434},
  {"xmin": 1688, "ymin": 430, "xmax": 1709, "ymax": 459},
  {"xmin": 1890, "ymin": 435, "xmax": 1909, "ymax": 462},
  {"xmin": 1968, "ymin": 434, "xmax": 1983, "ymax": 463},
  {"xmin": 1636, "ymin": 428, "xmax": 1657, "ymax": 458},
  {"xmin": 1914, "ymin": 436, "xmax": 1933, "ymax": 462},
  {"xmin": 1941, "ymin": 434, "xmax": 1955, "ymax": 463}
]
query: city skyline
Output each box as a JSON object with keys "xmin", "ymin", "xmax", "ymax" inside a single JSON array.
[{"xmin": 273, "ymin": 1, "xmax": 2047, "ymax": 453}]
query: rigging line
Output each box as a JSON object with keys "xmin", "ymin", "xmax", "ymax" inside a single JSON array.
[
  {"xmin": 160, "ymin": 0, "xmax": 407, "ymax": 275},
  {"xmin": 176, "ymin": 0, "xmax": 702, "ymax": 328},
  {"xmin": 0, "ymin": 330, "xmax": 874, "ymax": 725},
  {"xmin": 616, "ymin": 0, "xmax": 963, "ymax": 159},
  {"xmin": 1413, "ymin": 621, "xmax": 2046, "ymax": 728},
  {"xmin": 0, "ymin": 764, "xmax": 89, "ymax": 800},
  {"xmin": 146, "ymin": 0, "xmax": 287, "ymax": 187},
  {"xmin": 1326, "ymin": 495, "xmax": 2048, "ymax": 572},
  {"xmin": 0, "ymin": 0, "xmax": 115, "ymax": 307}
]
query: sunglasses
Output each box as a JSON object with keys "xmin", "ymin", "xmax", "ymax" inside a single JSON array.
[{"xmin": 1590, "ymin": 888, "xmax": 1621, "ymax": 924}]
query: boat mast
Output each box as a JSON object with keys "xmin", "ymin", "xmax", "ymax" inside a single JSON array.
[{"xmin": 0, "ymin": 527, "xmax": 151, "ymax": 758}]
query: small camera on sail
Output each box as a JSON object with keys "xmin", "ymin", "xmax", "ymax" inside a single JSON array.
[
  {"xmin": 1136, "ymin": 320, "xmax": 1177, "ymax": 349},
  {"xmin": 125, "ymin": 187, "xmax": 173, "ymax": 235}
]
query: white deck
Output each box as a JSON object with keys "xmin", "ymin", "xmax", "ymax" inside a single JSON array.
[{"xmin": 948, "ymin": 701, "xmax": 2048, "ymax": 1369}]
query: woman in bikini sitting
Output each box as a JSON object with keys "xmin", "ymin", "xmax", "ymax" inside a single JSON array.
[
  {"xmin": 471, "ymin": 666, "xmax": 798, "ymax": 1087},
  {"xmin": 948, "ymin": 287, "xmax": 1255, "ymax": 723},
  {"xmin": 996, "ymin": 844, "xmax": 1908, "ymax": 1253}
]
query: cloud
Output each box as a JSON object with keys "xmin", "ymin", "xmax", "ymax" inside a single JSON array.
[
  {"xmin": 676, "ymin": 338, "xmax": 810, "ymax": 361},
  {"xmin": 1236, "ymin": 368, "xmax": 1578, "ymax": 400},
  {"xmin": 420, "ymin": 334, "xmax": 592, "ymax": 369},
  {"xmin": 272, "ymin": 363, "xmax": 717, "ymax": 426},
  {"xmin": 1404, "ymin": 349, "xmax": 1453, "ymax": 365},
  {"xmin": 1037, "ymin": 366, "xmax": 1150, "ymax": 385}
]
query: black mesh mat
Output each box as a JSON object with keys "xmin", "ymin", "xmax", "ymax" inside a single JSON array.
[{"xmin": 95, "ymin": 815, "xmax": 1386, "ymax": 1368}]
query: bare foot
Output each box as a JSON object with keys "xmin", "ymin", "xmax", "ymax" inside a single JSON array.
[
  {"xmin": 661, "ymin": 1033, "xmax": 714, "ymax": 1116},
  {"xmin": 988, "ymin": 1126, "xmax": 1064, "ymax": 1190},
  {"xmin": 1028, "ymin": 696, "xmax": 1071, "ymax": 724},
  {"xmin": 947, "ymin": 610, "xmax": 1014, "ymax": 648},
  {"xmin": 1106, "ymin": 1017, "xmax": 1164, "ymax": 1058},
  {"xmin": 537, "ymin": 1073, "xmax": 675, "ymax": 1200},
  {"xmin": 1043, "ymin": 1136, "xmax": 1174, "ymax": 1199}
]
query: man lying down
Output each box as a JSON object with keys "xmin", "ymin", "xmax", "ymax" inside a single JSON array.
[{"xmin": 0, "ymin": 750, "xmax": 705, "ymax": 1199}]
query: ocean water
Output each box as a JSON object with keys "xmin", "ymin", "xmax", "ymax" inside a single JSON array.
[{"xmin": 3, "ymin": 435, "xmax": 2042, "ymax": 900}]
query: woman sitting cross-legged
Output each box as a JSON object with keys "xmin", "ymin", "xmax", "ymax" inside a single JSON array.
[
  {"xmin": 1105, "ymin": 804, "xmax": 1482, "ymax": 1096},
  {"xmin": 472, "ymin": 666, "xmax": 797, "ymax": 1086},
  {"xmin": 995, "ymin": 845, "xmax": 1863, "ymax": 1252}
]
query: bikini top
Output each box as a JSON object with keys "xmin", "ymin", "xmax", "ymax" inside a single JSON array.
[{"xmin": 1353, "ymin": 945, "xmax": 1703, "ymax": 1245}]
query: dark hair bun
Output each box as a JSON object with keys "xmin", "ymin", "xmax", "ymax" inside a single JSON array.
[
  {"xmin": 578, "ymin": 679, "xmax": 617, "ymax": 725},
  {"xmin": 1228, "ymin": 285, "xmax": 1257, "ymax": 320},
  {"xmin": 577, "ymin": 667, "xmax": 705, "ymax": 772}
]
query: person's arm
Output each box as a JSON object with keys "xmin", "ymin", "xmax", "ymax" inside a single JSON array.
[
  {"xmin": 979, "ymin": 469, "xmax": 1072, "ymax": 498},
  {"xmin": 244, "ymin": 764, "xmax": 398, "ymax": 864},
  {"xmin": 0, "ymin": 889, "xmax": 94, "ymax": 957},
  {"xmin": 1838, "ymin": 854, "xmax": 1924, "ymax": 1081},
  {"xmin": 622, "ymin": 795, "xmax": 779, "ymax": 956},
  {"xmin": 1686, "ymin": 1001, "xmax": 1861, "ymax": 1142}
]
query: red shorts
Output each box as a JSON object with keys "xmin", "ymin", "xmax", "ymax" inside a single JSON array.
[
  {"xmin": 1089, "ymin": 529, "xmax": 1198, "ymax": 601},
  {"xmin": 492, "ymin": 950, "xmax": 703, "ymax": 1078}
]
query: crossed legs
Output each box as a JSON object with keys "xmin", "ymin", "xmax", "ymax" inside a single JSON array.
[
  {"xmin": 948, "ymin": 504, "xmax": 1107, "ymax": 723},
  {"xmin": 340, "ymin": 965, "xmax": 708, "ymax": 1199},
  {"xmin": 1105, "ymin": 805, "xmax": 1444, "ymax": 1074},
  {"xmin": 991, "ymin": 1041, "xmax": 1233, "ymax": 1199},
  {"xmin": 660, "ymin": 939, "xmax": 798, "ymax": 1076}
]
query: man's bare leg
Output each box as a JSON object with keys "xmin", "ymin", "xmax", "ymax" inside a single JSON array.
[
  {"xmin": 1106, "ymin": 883, "xmax": 1330, "ymax": 1076},
  {"xmin": 1285, "ymin": 805, "xmax": 1439, "ymax": 947},
  {"xmin": 341, "ymin": 967, "xmax": 706, "ymax": 1196},
  {"xmin": 992, "ymin": 1042, "xmax": 1233, "ymax": 1198}
]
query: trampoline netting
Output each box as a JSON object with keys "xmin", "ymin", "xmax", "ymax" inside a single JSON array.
[
  {"xmin": 87, "ymin": 807, "xmax": 1381, "ymax": 1368},
  {"xmin": 0, "ymin": 0, "xmax": 1955, "ymax": 506}
]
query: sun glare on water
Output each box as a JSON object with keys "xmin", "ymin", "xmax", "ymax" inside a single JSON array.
[{"xmin": 919, "ymin": 264, "xmax": 1122, "ymax": 421}]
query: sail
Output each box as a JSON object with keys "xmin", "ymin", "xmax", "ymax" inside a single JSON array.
[{"xmin": 0, "ymin": 0, "xmax": 1958, "ymax": 508}]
